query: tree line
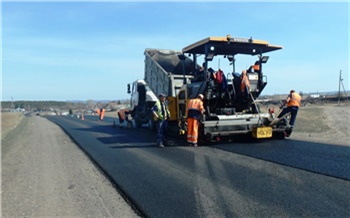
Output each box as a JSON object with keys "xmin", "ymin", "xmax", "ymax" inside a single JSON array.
[{"xmin": 1, "ymin": 99, "xmax": 129, "ymax": 112}]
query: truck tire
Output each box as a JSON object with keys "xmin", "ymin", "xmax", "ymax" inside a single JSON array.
[
  {"xmin": 127, "ymin": 121, "xmax": 133, "ymax": 129},
  {"xmin": 198, "ymin": 125, "xmax": 211, "ymax": 146},
  {"xmin": 135, "ymin": 117, "xmax": 142, "ymax": 128},
  {"xmin": 273, "ymin": 131, "xmax": 285, "ymax": 140}
]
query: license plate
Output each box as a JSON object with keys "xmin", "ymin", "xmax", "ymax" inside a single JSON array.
[{"xmin": 252, "ymin": 126, "xmax": 273, "ymax": 138}]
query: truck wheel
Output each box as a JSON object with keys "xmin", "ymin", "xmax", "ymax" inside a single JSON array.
[
  {"xmin": 199, "ymin": 133, "xmax": 211, "ymax": 146},
  {"xmin": 127, "ymin": 121, "xmax": 133, "ymax": 129},
  {"xmin": 273, "ymin": 131, "xmax": 285, "ymax": 140},
  {"xmin": 135, "ymin": 117, "xmax": 142, "ymax": 128}
]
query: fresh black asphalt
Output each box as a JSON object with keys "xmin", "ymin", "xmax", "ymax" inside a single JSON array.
[{"xmin": 47, "ymin": 115, "xmax": 350, "ymax": 217}]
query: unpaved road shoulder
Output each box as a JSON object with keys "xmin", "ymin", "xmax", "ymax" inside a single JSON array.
[
  {"xmin": 1, "ymin": 115, "xmax": 140, "ymax": 217},
  {"xmin": 292, "ymin": 103, "xmax": 350, "ymax": 146}
]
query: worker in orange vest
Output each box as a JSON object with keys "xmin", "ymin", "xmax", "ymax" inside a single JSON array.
[
  {"xmin": 240, "ymin": 70, "xmax": 251, "ymax": 92},
  {"xmin": 278, "ymin": 90, "xmax": 302, "ymax": 137},
  {"xmin": 186, "ymin": 94, "xmax": 205, "ymax": 147},
  {"xmin": 248, "ymin": 61, "xmax": 260, "ymax": 73},
  {"xmin": 96, "ymin": 108, "xmax": 105, "ymax": 121},
  {"xmin": 240, "ymin": 70, "xmax": 251, "ymax": 101},
  {"xmin": 117, "ymin": 109, "xmax": 130, "ymax": 127}
]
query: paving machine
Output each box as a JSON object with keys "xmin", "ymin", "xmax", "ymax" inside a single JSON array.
[{"xmin": 176, "ymin": 35, "xmax": 284, "ymax": 142}]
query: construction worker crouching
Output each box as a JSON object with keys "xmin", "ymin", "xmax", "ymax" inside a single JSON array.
[
  {"xmin": 278, "ymin": 90, "xmax": 302, "ymax": 137},
  {"xmin": 152, "ymin": 93, "xmax": 170, "ymax": 148},
  {"xmin": 186, "ymin": 94, "xmax": 205, "ymax": 147}
]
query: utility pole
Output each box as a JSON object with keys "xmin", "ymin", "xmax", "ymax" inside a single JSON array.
[
  {"xmin": 338, "ymin": 70, "xmax": 342, "ymax": 105},
  {"xmin": 11, "ymin": 97, "xmax": 14, "ymax": 111},
  {"xmin": 338, "ymin": 70, "xmax": 349, "ymax": 105}
]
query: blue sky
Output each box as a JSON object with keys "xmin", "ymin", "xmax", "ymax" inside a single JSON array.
[{"xmin": 2, "ymin": 2, "xmax": 349, "ymax": 101}]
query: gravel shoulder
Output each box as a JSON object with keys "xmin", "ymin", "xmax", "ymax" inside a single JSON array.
[
  {"xmin": 292, "ymin": 103, "xmax": 350, "ymax": 146},
  {"xmin": 1, "ymin": 115, "xmax": 140, "ymax": 218}
]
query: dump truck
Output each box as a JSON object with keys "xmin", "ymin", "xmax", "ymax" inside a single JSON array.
[
  {"xmin": 126, "ymin": 48, "xmax": 194, "ymax": 128},
  {"xmin": 125, "ymin": 35, "xmax": 286, "ymax": 142}
]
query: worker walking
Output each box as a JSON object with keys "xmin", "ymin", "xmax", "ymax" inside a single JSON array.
[
  {"xmin": 96, "ymin": 108, "xmax": 105, "ymax": 121},
  {"xmin": 186, "ymin": 94, "xmax": 205, "ymax": 147},
  {"xmin": 278, "ymin": 90, "xmax": 302, "ymax": 137},
  {"xmin": 152, "ymin": 93, "xmax": 170, "ymax": 148}
]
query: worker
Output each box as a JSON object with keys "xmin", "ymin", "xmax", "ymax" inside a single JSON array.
[
  {"xmin": 186, "ymin": 94, "xmax": 205, "ymax": 147},
  {"xmin": 248, "ymin": 61, "xmax": 260, "ymax": 73},
  {"xmin": 193, "ymin": 62, "xmax": 206, "ymax": 82},
  {"xmin": 240, "ymin": 70, "xmax": 251, "ymax": 101},
  {"xmin": 152, "ymin": 93, "xmax": 170, "ymax": 148},
  {"xmin": 96, "ymin": 108, "xmax": 105, "ymax": 121},
  {"xmin": 278, "ymin": 90, "xmax": 302, "ymax": 137},
  {"xmin": 117, "ymin": 109, "xmax": 129, "ymax": 128},
  {"xmin": 240, "ymin": 70, "xmax": 250, "ymax": 92}
]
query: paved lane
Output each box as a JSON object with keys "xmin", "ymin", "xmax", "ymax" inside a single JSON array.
[
  {"xmin": 214, "ymin": 137, "xmax": 350, "ymax": 181},
  {"xmin": 47, "ymin": 115, "xmax": 350, "ymax": 217}
]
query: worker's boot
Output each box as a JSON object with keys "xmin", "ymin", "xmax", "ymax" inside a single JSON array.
[{"xmin": 284, "ymin": 127, "xmax": 292, "ymax": 137}]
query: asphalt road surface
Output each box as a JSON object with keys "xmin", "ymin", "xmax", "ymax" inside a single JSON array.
[{"xmin": 47, "ymin": 115, "xmax": 350, "ymax": 217}]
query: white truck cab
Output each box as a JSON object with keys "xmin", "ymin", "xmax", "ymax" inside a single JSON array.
[{"xmin": 127, "ymin": 80, "xmax": 158, "ymax": 127}]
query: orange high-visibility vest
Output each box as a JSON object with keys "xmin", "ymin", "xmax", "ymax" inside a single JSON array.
[
  {"xmin": 118, "ymin": 109, "xmax": 127, "ymax": 120},
  {"xmin": 187, "ymin": 98, "xmax": 204, "ymax": 113},
  {"xmin": 240, "ymin": 72, "xmax": 250, "ymax": 92},
  {"xmin": 253, "ymin": 64, "xmax": 260, "ymax": 72},
  {"xmin": 187, "ymin": 98, "xmax": 204, "ymax": 119},
  {"xmin": 97, "ymin": 109, "xmax": 105, "ymax": 120},
  {"xmin": 287, "ymin": 92, "xmax": 301, "ymax": 108}
]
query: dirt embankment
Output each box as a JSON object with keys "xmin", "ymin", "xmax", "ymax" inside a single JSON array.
[
  {"xmin": 1, "ymin": 114, "xmax": 140, "ymax": 218},
  {"xmin": 292, "ymin": 103, "xmax": 350, "ymax": 146}
]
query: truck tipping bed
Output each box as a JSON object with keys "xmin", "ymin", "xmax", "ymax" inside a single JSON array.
[{"xmin": 144, "ymin": 48, "xmax": 195, "ymax": 97}]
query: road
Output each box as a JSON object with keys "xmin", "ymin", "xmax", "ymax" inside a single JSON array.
[{"xmin": 46, "ymin": 114, "xmax": 350, "ymax": 217}]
